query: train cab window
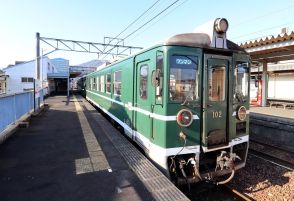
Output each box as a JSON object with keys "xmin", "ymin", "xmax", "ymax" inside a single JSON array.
[
  {"xmin": 114, "ymin": 70, "xmax": 122, "ymax": 95},
  {"xmin": 140, "ymin": 65, "xmax": 148, "ymax": 99},
  {"xmin": 169, "ymin": 55, "xmax": 198, "ymax": 102},
  {"xmin": 235, "ymin": 62, "xmax": 249, "ymax": 102},
  {"xmin": 208, "ymin": 66, "xmax": 226, "ymax": 101},
  {"xmin": 100, "ymin": 75, "xmax": 105, "ymax": 92},
  {"xmin": 106, "ymin": 73, "xmax": 111, "ymax": 93}
]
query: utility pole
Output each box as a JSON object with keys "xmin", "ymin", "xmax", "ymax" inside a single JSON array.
[
  {"xmin": 36, "ymin": 32, "xmax": 40, "ymax": 79},
  {"xmin": 35, "ymin": 32, "xmax": 40, "ymax": 111}
]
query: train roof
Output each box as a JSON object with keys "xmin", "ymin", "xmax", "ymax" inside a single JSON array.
[
  {"xmin": 87, "ymin": 33, "xmax": 246, "ymax": 76},
  {"xmin": 164, "ymin": 33, "xmax": 246, "ymax": 52}
]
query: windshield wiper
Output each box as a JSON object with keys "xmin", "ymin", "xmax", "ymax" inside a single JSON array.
[{"xmin": 181, "ymin": 87, "xmax": 194, "ymax": 106}]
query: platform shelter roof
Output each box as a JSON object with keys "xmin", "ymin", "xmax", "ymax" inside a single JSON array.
[{"xmin": 240, "ymin": 31, "xmax": 294, "ymax": 63}]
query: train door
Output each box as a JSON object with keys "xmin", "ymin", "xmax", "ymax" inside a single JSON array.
[
  {"xmin": 203, "ymin": 55, "xmax": 231, "ymax": 149},
  {"xmin": 134, "ymin": 58, "xmax": 154, "ymax": 148}
]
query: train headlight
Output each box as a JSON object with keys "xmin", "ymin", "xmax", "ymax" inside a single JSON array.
[
  {"xmin": 176, "ymin": 109, "xmax": 193, "ymax": 127},
  {"xmin": 214, "ymin": 18, "xmax": 229, "ymax": 34},
  {"xmin": 236, "ymin": 106, "xmax": 247, "ymax": 121}
]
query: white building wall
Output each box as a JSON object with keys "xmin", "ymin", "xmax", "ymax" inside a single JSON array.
[
  {"xmin": 268, "ymin": 73, "xmax": 294, "ymax": 99},
  {"xmin": 3, "ymin": 57, "xmax": 53, "ymax": 94}
]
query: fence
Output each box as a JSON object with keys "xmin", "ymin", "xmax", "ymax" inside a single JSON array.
[{"xmin": 0, "ymin": 89, "xmax": 45, "ymax": 143}]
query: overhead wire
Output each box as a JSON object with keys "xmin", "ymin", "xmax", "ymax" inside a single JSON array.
[
  {"xmin": 231, "ymin": 4, "xmax": 294, "ymax": 28},
  {"xmin": 230, "ymin": 3, "xmax": 294, "ymax": 43},
  {"xmin": 125, "ymin": 0, "xmax": 189, "ymax": 45},
  {"xmin": 107, "ymin": 0, "xmax": 160, "ymax": 44},
  {"xmin": 232, "ymin": 20, "xmax": 294, "ymax": 41},
  {"xmin": 122, "ymin": 0, "xmax": 180, "ymax": 41},
  {"xmin": 121, "ymin": 0, "xmax": 168, "ymax": 36},
  {"xmin": 102, "ymin": 0, "xmax": 181, "ymax": 59},
  {"xmin": 102, "ymin": 0, "xmax": 161, "ymax": 54}
]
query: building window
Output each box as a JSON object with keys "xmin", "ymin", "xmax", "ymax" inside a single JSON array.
[
  {"xmin": 114, "ymin": 70, "xmax": 122, "ymax": 95},
  {"xmin": 106, "ymin": 73, "xmax": 111, "ymax": 93},
  {"xmin": 21, "ymin": 77, "xmax": 34, "ymax": 83},
  {"xmin": 140, "ymin": 65, "xmax": 148, "ymax": 99},
  {"xmin": 100, "ymin": 75, "xmax": 105, "ymax": 92}
]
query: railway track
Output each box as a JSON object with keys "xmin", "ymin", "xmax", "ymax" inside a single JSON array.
[
  {"xmin": 250, "ymin": 139, "xmax": 294, "ymax": 154},
  {"xmin": 90, "ymin": 101, "xmax": 254, "ymax": 201},
  {"xmin": 249, "ymin": 140, "xmax": 294, "ymax": 171},
  {"xmin": 179, "ymin": 182, "xmax": 253, "ymax": 201}
]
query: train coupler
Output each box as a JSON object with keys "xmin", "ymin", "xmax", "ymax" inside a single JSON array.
[{"xmin": 215, "ymin": 151, "xmax": 241, "ymax": 185}]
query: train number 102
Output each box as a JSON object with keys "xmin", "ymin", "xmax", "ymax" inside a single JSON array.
[{"xmin": 212, "ymin": 111, "xmax": 222, "ymax": 118}]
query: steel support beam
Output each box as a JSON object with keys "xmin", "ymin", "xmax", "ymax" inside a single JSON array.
[
  {"xmin": 261, "ymin": 62, "xmax": 268, "ymax": 107},
  {"xmin": 39, "ymin": 36, "xmax": 142, "ymax": 58}
]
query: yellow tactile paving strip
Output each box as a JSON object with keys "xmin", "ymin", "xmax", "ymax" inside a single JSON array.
[{"xmin": 73, "ymin": 95, "xmax": 111, "ymax": 174}]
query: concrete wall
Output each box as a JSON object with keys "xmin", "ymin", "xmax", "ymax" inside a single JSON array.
[{"xmin": 250, "ymin": 113, "xmax": 294, "ymax": 152}]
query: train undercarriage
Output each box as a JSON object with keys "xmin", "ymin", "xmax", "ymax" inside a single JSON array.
[{"xmin": 168, "ymin": 141, "xmax": 248, "ymax": 187}]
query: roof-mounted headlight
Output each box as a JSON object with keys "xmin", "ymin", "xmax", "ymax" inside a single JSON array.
[
  {"xmin": 214, "ymin": 18, "xmax": 229, "ymax": 34},
  {"xmin": 176, "ymin": 109, "xmax": 193, "ymax": 127}
]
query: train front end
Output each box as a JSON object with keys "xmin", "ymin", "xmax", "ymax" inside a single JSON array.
[{"xmin": 163, "ymin": 18, "xmax": 250, "ymax": 185}]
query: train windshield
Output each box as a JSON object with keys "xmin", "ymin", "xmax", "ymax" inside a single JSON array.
[
  {"xmin": 169, "ymin": 55, "xmax": 198, "ymax": 102},
  {"xmin": 235, "ymin": 62, "xmax": 249, "ymax": 101}
]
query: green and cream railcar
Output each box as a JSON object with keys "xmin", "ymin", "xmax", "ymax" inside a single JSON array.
[{"xmin": 85, "ymin": 18, "xmax": 250, "ymax": 185}]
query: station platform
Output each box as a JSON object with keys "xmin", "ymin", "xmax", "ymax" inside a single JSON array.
[
  {"xmin": 249, "ymin": 106, "xmax": 294, "ymax": 152},
  {"xmin": 250, "ymin": 106, "xmax": 294, "ymax": 119},
  {"xmin": 0, "ymin": 95, "xmax": 188, "ymax": 201}
]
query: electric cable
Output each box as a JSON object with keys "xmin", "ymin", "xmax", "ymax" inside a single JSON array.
[
  {"xmin": 102, "ymin": 0, "xmax": 160, "ymax": 53},
  {"xmin": 122, "ymin": 0, "xmax": 180, "ymax": 41},
  {"xmin": 232, "ymin": 20, "xmax": 294, "ymax": 41},
  {"xmin": 124, "ymin": 0, "xmax": 189, "ymax": 45},
  {"xmin": 232, "ymin": 4, "xmax": 294, "ymax": 28},
  {"xmin": 114, "ymin": 0, "xmax": 161, "ymax": 39},
  {"xmin": 102, "ymin": 0, "xmax": 180, "ymax": 59}
]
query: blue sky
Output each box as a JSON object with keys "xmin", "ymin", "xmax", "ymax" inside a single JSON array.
[{"xmin": 1, "ymin": 0, "xmax": 294, "ymax": 68}]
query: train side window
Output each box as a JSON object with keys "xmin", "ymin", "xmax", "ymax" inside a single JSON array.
[
  {"xmin": 106, "ymin": 73, "xmax": 111, "ymax": 93},
  {"xmin": 90, "ymin": 78, "xmax": 93, "ymax": 90},
  {"xmin": 100, "ymin": 75, "xmax": 105, "ymax": 92},
  {"xmin": 93, "ymin": 77, "xmax": 96, "ymax": 90},
  {"xmin": 156, "ymin": 51, "xmax": 164, "ymax": 100},
  {"xmin": 140, "ymin": 64, "xmax": 148, "ymax": 99},
  {"xmin": 97, "ymin": 76, "xmax": 100, "ymax": 91},
  {"xmin": 114, "ymin": 70, "xmax": 122, "ymax": 96}
]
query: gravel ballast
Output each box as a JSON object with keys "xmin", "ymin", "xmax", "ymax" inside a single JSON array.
[{"xmin": 228, "ymin": 154, "xmax": 294, "ymax": 201}]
